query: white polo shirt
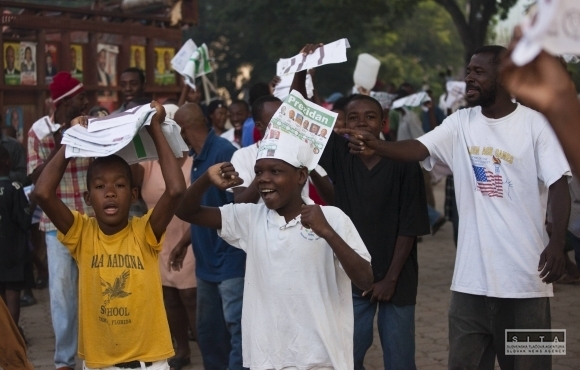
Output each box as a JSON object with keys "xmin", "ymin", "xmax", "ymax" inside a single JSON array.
[{"xmin": 219, "ymin": 197, "xmax": 371, "ymax": 370}]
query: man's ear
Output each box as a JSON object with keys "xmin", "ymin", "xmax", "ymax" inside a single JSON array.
[
  {"xmin": 83, "ymin": 191, "xmax": 91, "ymax": 206},
  {"xmin": 130, "ymin": 187, "xmax": 138, "ymax": 204}
]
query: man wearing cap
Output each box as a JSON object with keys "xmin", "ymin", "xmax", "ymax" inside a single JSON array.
[{"xmin": 27, "ymin": 72, "xmax": 90, "ymax": 370}]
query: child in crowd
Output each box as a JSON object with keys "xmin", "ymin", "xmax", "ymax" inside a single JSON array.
[
  {"xmin": 34, "ymin": 102, "xmax": 186, "ymax": 370},
  {"xmin": 0, "ymin": 145, "xmax": 31, "ymax": 330},
  {"xmin": 221, "ymin": 100, "xmax": 250, "ymax": 149},
  {"xmin": 176, "ymin": 144, "xmax": 373, "ymax": 368}
]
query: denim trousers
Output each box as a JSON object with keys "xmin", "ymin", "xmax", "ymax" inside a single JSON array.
[
  {"xmin": 46, "ymin": 231, "xmax": 79, "ymax": 368},
  {"xmin": 448, "ymin": 291, "xmax": 551, "ymax": 370},
  {"xmin": 352, "ymin": 293, "xmax": 416, "ymax": 370},
  {"xmin": 196, "ymin": 277, "xmax": 245, "ymax": 370},
  {"xmin": 427, "ymin": 205, "xmax": 442, "ymax": 227}
]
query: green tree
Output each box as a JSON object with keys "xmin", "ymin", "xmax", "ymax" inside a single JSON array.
[{"xmin": 432, "ymin": 0, "xmax": 519, "ymax": 63}]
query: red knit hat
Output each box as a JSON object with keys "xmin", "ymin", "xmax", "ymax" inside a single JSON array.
[{"xmin": 50, "ymin": 72, "xmax": 84, "ymax": 105}]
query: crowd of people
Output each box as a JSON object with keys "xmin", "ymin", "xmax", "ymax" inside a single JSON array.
[{"xmin": 1, "ymin": 30, "xmax": 580, "ymax": 370}]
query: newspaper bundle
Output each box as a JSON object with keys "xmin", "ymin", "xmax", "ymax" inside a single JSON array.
[
  {"xmin": 62, "ymin": 104, "xmax": 188, "ymax": 164},
  {"xmin": 258, "ymin": 90, "xmax": 337, "ymax": 171}
]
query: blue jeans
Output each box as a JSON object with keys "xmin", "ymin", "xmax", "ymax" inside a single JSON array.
[
  {"xmin": 353, "ymin": 293, "xmax": 416, "ymax": 370},
  {"xmin": 427, "ymin": 205, "xmax": 442, "ymax": 227},
  {"xmin": 46, "ymin": 231, "xmax": 79, "ymax": 368},
  {"xmin": 196, "ymin": 277, "xmax": 245, "ymax": 370}
]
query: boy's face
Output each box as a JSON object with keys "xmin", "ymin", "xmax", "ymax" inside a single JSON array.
[
  {"xmin": 84, "ymin": 162, "xmax": 138, "ymax": 235},
  {"xmin": 210, "ymin": 107, "xmax": 227, "ymax": 130},
  {"xmin": 345, "ymin": 99, "xmax": 385, "ymax": 139},
  {"xmin": 255, "ymin": 101, "xmax": 282, "ymax": 138},
  {"xmin": 254, "ymin": 158, "xmax": 307, "ymax": 211},
  {"xmin": 228, "ymin": 103, "xmax": 248, "ymax": 130}
]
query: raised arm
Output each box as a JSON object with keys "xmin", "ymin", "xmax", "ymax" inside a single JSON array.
[
  {"xmin": 146, "ymin": 101, "xmax": 187, "ymax": 241},
  {"xmin": 232, "ymin": 177, "xmax": 261, "ymax": 204},
  {"xmin": 175, "ymin": 162, "xmax": 243, "ymax": 229},
  {"xmin": 300, "ymin": 205, "xmax": 373, "ymax": 291},
  {"xmin": 32, "ymin": 145, "xmax": 74, "ymax": 235},
  {"xmin": 334, "ymin": 127, "xmax": 430, "ymax": 162}
]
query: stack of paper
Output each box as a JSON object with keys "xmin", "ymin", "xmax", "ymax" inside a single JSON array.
[
  {"xmin": 62, "ymin": 104, "xmax": 189, "ymax": 165},
  {"xmin": 171, "ymin": 39, "xmax": 212, "ymax": 89}
]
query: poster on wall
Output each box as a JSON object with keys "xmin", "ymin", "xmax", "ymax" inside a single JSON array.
[
  {"xmin": 4, "ymin": 43, "xmax": 21, "ymax": 85},
  {"xmin": 45, "ymin": 43, "xmax": 59, "ymax": 84},
  {"xmin": 154, "ymin": 47, "xmax": 175, "ymax": 85},
  {"xmin": 19, "ymin": 42, "xmax": 37, "ymax": 85},
  {"xmin": 130, "ymin": 45, "xmax": 145, "ymax": 72},
  {"xmin": 97, "ymin": 43, "xmax": 118, "ymax": 111},
  {"xmin": 5, "ymin": 107, "xmax": 24, "ymax": 143},
  {"xmin": 70, "ymin": 44, "xmax": 83, "ymax": 82}
]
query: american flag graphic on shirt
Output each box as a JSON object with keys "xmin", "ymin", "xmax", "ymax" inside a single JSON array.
[{"xmin": 472, "ymin": 165, "xmax": 503, "ymax": 198}]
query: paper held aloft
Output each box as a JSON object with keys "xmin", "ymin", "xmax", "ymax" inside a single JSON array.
[
  {"xmin": 391, "ymin": 92, "xmax": 431, "ymax": 109},
  {"xmin": 62, "ymin": 104, "xmax": 189, "ymax": 165},
  {"xmin": 171, "ymin": 39, "xmax": 212, "ymax": 89},
  {"xmin": 512, "ymin": 0, "xmax": 580, "ymax": 66},
  {"xmin": 276, "ymin": 38, "xmax": 350, "ymax": 77}
]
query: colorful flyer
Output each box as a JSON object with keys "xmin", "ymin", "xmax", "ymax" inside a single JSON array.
[
  {"xmin": 5, "ymin": 107, "xmax": 24, "ymax": 143},
  {"xmin": 130, "ymin": 45, "xmax": 145, "ymax": 72},
  {"xmin": 4, "ymin": 42, "xmax": 21, "ymax": 85},
  {"xmin": 70, "ymin": 44, "xmax": 83, "ymax": 82},
  {"xmin": 154, "ymin": 47, "xmax": 175, "ymax": 85},
  {"xmin": 19, "ymin": 42, "xmax": 37, "ymax": 85}
]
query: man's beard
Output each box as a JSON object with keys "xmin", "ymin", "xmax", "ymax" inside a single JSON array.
[{"xmin": 467, "ymin": 81, "xmax": 498, "ymax": 108}]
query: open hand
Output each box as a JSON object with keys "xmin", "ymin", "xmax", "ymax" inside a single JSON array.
[
  {"xmin": 168, "ymin": 244, "xmax": 188, "ymax": 272},
  {"xmin": 299, "ymin": 43, "xmax": 324, "ymax": 56},
  {"xmin": 538, "ymin": 241, "xmax": 565, "ymax": 283},
  {"xmin": 150, "ymin": 100, "xmax": 166, "ymax": 127},
  {"xmin": 207, "ymin": 162, "xmax": 244, "ymax": 190},
  {"xmin": 333, "ymin": 128, "xmax": 378, "ymax": 156},
  {"xmin": 300, "ymin": 204, "xmax": 332, "ymax": 239}
]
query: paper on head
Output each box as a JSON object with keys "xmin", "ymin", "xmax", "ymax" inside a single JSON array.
[
  {"xmin": 257, "ymin": 90, "xmax": 337, "ymax": 171},
  {"xmin": 171, "ymin": 39, "xmax": 212, "ymax": 89},
  {"xmin": 512, "ymin": 0, "xmax": 580, "ymax": 66},
  {"xmin": 391, "ymin": 92, "xmax": 431, "ymax": 109},
  {"xmin": 276, "ymin": 38, "xmax": 350, "ymax": 77}
]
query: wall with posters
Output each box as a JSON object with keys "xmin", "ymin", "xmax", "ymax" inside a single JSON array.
[
  {"xmin": 4, "ymin": 43, "xmax": 21, "ymax": 85},
  {"xmin": 70, "ymin": 44, "xmax": 83, "ymax": 82}
]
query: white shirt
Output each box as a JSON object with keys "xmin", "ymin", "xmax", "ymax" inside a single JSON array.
[
  {"xmin": 229, "ymin": 143, "xmax": 308, "ymax": 201},
  {"xmin": 397, "ymin": 108, "xmax": 424, "ymax": 141},
  {"xmin": 418, "ymin": 104, "xmax": 570, "ymax": 298},
  {"xmin": 218, "ymin": 197, "xmax": 371, "ymax": 370},
  {"xmin": 221, "ymin": 128, "xmax": 241, "ymax": 149}
]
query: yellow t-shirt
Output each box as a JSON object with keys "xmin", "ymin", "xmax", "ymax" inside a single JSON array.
[{"xmin": 58, "ymin": 210, "xmax": 174, "ymax": 368}]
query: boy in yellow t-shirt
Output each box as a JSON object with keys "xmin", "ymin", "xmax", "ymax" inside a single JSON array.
[{"xmin": 34, "ymin": 102, "xmax": 186, "ymax": 370}]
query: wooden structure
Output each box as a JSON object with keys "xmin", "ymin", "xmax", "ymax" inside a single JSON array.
[{"xmin": 0, "ymin": 0, "xmax": 197, "ymax": 140}]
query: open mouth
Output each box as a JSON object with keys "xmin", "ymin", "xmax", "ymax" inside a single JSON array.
[
  {"xmin": 104, "ymin": 204, "xmax": 119, "ymax": 215},
  {"xmin": 466, "ymin": 86, "xmax": 479, "ymax": 98},
  {"xmin": 260, "ymin": 189, "xmax": 276, "ymax": 201}
]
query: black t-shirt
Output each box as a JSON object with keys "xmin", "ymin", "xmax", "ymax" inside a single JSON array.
[
  {"xmin": 0, "ymin": 178, "xmax": 31, "ymax": 282},
  {"xmin": 320, "ymin": 133, "xmax": 430, "ymax": 305}
]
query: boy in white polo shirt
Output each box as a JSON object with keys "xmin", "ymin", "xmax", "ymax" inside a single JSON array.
[{"xmin": 176, "ymin": 94, "xmax": 373, "ymax": 369}]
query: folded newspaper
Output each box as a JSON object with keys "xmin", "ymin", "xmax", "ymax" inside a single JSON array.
[
  {"xmin": 391, "ymin": 91, "xmax": 431, "ymax": 109},
  {"xmin": 258, "ymin": 90, "xmax": 337, "ymax": 171},
  {"xmin": 62, "ymin": 104, "xmax": 188, "ymax": 164}
]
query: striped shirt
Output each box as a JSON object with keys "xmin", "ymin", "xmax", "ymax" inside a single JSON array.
[{"xmin": 27, "ymin": 128, "xmax": 93, "ymax": 232}]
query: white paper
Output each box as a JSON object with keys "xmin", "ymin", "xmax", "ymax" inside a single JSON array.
[
  {"xmin": 63, "ymin": 105, "xmax": 188, "ymax": 165},
  {"xmin": 171, "ymin": 40, "xmax": 212, "ymax": 89},
  {"xmin": 273, "ymin": 73, "xmax": 314, "ymax": 101},
  {"xmin": 276, "ymin": 38, "xmax": 350, "ymax": 77},
  {"xmin": 258, "ymin": 90, "xmax": 337, "ymax": 171},
  {"xmin": 391, "ymin": 92, "xmax": 431, "ymax": 109},
  {"xmin": 31, "ymin": 116, "xmax": 60, "ymax": 140},
  {"xmin": 171, "ymin": 39, "xmax": 197, "ymax": 74},
  {"xmin": 370, "ymin": 91, "xmax": 398, "ymax": 109},
  {"xmin": 512, "ymin": 0, "xmax": 580, "ymax": 66},
  {"xmin": 444, "ymin": 81, "xmax": 466, "ymax": 109}
]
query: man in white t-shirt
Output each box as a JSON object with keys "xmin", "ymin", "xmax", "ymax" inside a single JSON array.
[{"xmin": 336, "ymin": 45, "xmax": 571, "ymax": 370}]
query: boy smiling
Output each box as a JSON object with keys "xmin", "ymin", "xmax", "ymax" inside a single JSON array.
[
  {"xmin": 176, "ymin": 127, "xmax": 373, "ymax": 369},
  {"xmin": 34, "ymin": 102, "xmax": 186, "ymax": 370}
]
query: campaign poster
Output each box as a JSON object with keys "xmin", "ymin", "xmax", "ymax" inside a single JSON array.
[
  {"xmin": 45, "ymin": 43, "xmax": 59, "ymax": 84},
  {"xmin": 4, "ymin": 42, "xmax": 20, "ymax": 85},
  {"xmin": 130, "ymin": 45, "xmax": 145, "ymax": 73},
  {"xmin": 154, "ymin": 47, "xmax": 175, "ymax": 85},
  {"xmin": 70, "ymin": 44, "xmax": 83, "ymax": 82},
  {"xmin": 5, "ymin": 107, "xmax": 24, "ymax": 143},
  {"xmin": 19, "ymin": 42, "xmax": 37, "ymax": 85},
  {"xmin": 97, "ymin": 43, "xmax": 119, "ymax": 110}
]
